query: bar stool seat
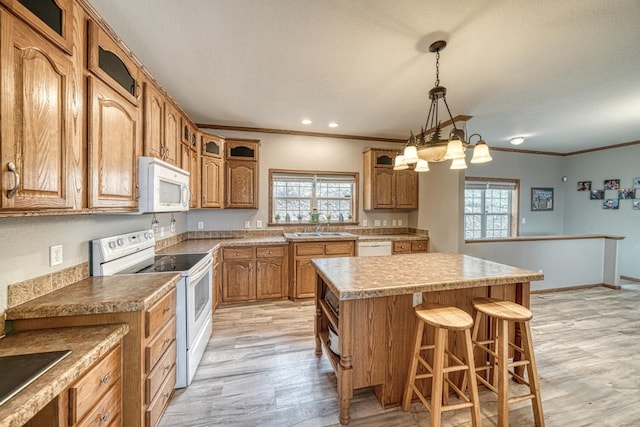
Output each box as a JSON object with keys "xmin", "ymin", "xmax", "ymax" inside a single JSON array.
[
  {"xmin": 402, "ymin": 302, "xmax": 482, "ymax": 427},
  {"xmin": 471, "ymin": 297, "xmax": 545, "ymax": 427}
]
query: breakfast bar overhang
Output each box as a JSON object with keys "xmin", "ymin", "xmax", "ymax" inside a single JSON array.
[{"xmin": 312, "ymin": 252, "xmax": 544, "ymax": 425}]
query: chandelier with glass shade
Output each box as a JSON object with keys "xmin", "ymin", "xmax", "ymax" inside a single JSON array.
[{"xmin": 394, "ymin": 40, "xmax": 492, "ymax": 172}]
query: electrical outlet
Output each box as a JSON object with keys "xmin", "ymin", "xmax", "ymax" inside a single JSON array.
[
  {"xmin": 362, "ymin": 219, "xmax": 368, "ymax": 227},
  {"xmin": 50, "ymin": 245, "xmax": 63, "ymax": 267},
  {"xmin": 374, "ymin": 220, "xmax": 381, "ymax": 226},
  {"xmin": 197, "ymin": 221, "xmax": 204, "ymax": 230},
  {"xmin": 160, "ymin": 227, "xmax": 165, "ymax": 237},
  {"xmin": 256, "ymin": 220, "xmax": 263, "ymax": 228},
  {"xmin": 398, "ymin": 219, "xmax": 403, "ymax": 226},
  {"xmin": 522, "ymin": 217, "xmax": 526, "ymax": 224},
  {"xmin": 412, "ymin": 292, "xmax": 422, "ymax": 307},
  {"xmin": 382, "ymin": 220, "xmax": 388, "ymax": 226},
  {"xmin": 392, "ymin": 220, "xmax": 397, "ymax": 226},
  {"xmin": 244, "ymin": 220, "xmax": 251, "ymax": 229}
]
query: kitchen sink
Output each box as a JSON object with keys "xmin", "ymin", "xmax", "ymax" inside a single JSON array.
[{"xmin": 289, "ymin": 232, "xmax": 356, "ymax": 238}]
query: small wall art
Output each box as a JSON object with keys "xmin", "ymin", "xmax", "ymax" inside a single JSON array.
[
  {"xmin": 603, "ymin": 199, "xmax": 619, "ymax": 209},
  {"xmin": 633, "ymin": 200, "xmax": 640, "ymax": 210},
  {"xmin": 634, "ymin": 177, "xmax": 640, "ymax": 189},
  {"xmin": 604, "ymin": 179, "xmax": 620, "ymax": 190},
  {"xmin": 619, "ymin": 188, "xmax": 635, "ymax": 199},
  {"xmin": 531, "ymin": 187, "xmax": 554, "ymax": 211},
  {"xmin": 577, "ymin": 181, "xmax": 591, "ymax": 191},
  {"xmin": 590, "ymin": 189, "xmax": 604, "ymax": 200}
]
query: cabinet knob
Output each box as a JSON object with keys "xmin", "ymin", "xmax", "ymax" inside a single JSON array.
[
  {"xmin": 100, "ymin": 374, "xmax": 110, "ymax": 384},
  {"xmin": 99, "ymin": 413, "xmax": 110, "ymax": 423},
  {"xmin": 164, "ymin": 337, "xmax": 171, "ymax": 345},
  {"xmin": 163, "ymin": 306, "xmax": 171, "ymax": 313}
]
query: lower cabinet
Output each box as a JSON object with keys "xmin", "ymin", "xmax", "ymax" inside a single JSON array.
[
  {"xmin": 392, "ymin": 240, "xmax": 429, "ymax": 254},
  {"xmin": 222, "ymin": 245, "xmax": 288, "ymax": 302},
  {"xmin": 290, "ymin": 240, "xmax": 355, "ymax": 299},
  {"xmin": 12, "ymin": 288, "xmax": 177, "ymax": 427}
]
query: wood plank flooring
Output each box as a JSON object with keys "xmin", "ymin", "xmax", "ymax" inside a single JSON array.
[{"xmin": 159, "ymin": 286, "xmax": 640, "ymax": 426}]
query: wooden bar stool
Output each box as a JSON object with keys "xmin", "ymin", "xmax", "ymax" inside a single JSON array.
[
  {"xmin": 402, "ymin": 302, "xmax": 482, "ymax": 427},
  {"xmin": 471, "ymin": 297, "xmax": 545, "ymax": 427}
]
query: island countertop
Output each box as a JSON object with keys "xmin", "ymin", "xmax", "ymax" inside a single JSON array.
[{"xmin": 312, "ymin": 252, "xmax": 543, "ymax": 300}]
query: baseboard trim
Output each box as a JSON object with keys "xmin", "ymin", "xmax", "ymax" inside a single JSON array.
[
  {"xmin": 621, "ymin": 275, "xmax": 640, "ymax": 283},
  {"xmin": 532, "ymin": 283, "xmax": 607, "ymax": 294}
]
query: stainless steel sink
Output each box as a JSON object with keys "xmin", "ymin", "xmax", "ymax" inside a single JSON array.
[{"xmin": 289, "ymin": 232, "xmax": 355, "ymax": 238}]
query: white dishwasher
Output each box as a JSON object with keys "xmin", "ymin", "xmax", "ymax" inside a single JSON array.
[{"xmin": 357, "ymin": 240, "xmax": 392, "ymax": 257}]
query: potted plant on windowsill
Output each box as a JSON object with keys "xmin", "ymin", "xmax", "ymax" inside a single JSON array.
[
  {"xmin": 274, "ymin": 213, "xmax": 281, "ymax": 223},
  {"xmin": 325, "ymin": 213, "xmax": 332, "ymax": 222}
]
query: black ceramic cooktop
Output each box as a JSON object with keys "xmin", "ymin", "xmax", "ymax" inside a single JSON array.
[
  {"xmin": 0, "ymin": 350, "xmax": 71, "ymax": 406},
  {"xmin": 138, "ymin": 253, "xmax": 207, "ymax": 273}
]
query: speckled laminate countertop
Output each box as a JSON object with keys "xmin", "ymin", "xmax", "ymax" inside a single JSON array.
[
  {"xmin": 5, "ymin": 273, "xmax": 180, "ymax": 320},
  {"xmin": 312, "ymin": 252, "xmax": 543, "ymax": 300},
  {"xmin": 0, "ymin": 323, "xmax": 128, "ymax": 427}
]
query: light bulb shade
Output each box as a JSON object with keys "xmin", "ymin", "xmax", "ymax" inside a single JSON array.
[
  {"xmin": 510, "ymin": 136, "xmax": 525, "ymax": 145},
  {"xmin": 444, "ymin": 137, "xmax": 466, "ymax": 160},
  {"xmin": 403, "ymin": 145, "xmax": 419, "ymax": 164},
  {"xmin": 393, "ymin": 155, "xmax": 408, "ymax": 170},
  {"xmin": 414, "ymin": 159, "xmax": 430, "ymax": 172},
  {"xmin": 470, "ymin": 141, "xmax": 493, "ymax": 163},
  {"xmin": 450, "ymin": 157, "xmax": 468, "ymax": 170}
]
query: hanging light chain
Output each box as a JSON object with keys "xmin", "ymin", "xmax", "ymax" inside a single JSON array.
[{"xmin": 434, "ymin": 49, "xmax": 440, "ymax": 87}]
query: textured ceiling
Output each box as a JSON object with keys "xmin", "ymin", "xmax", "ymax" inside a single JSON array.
[{"xmin": 88, "ymin": 0, "xmax": 640, "ymax": 153}]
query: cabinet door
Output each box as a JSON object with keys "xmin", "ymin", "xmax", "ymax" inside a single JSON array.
[
  {"xmin": 0, "ymin": 11, "xmax": 81, "ymax": 210},
  {"xmin": 295, "ymin": 258, "xmax": 317, "ymax": 299},
  {"xmin": 373, "ymin": 168, "xmax": 394, "ymax": 209},
  {"xmin": 395, "ymin": 169, "xmax": 418, "ymax": 209},
  {"xmin": 163, "ymin": 103, "xmax": 180, "ymax": 166},
  {"xmin": 87, "ymin": 76, "xmax": 141, "ymax": 210},
  {"xmin": 256, "ymin": 257, "xmax": 285, "ymax": 299},
  {"xmin": 143, "ymin": 81, "xmax": 164, "ymax": 160},
  {"xmin": 201, "ymin": 156, "xmax": 223, "ymax": 208},
  {"xmin": 222, "ymin": 260, "xmax": 254, "ymax": 302},
  {"xmin": 189, "ymin": 148, "xmax": 199, "ymax": 208},
  {"xmin": 225, "ymin": 160, "xmax": 257, "ymax": 208}
]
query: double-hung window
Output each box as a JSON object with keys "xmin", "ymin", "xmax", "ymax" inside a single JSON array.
[
  {"xmin": 464, "ymin": 178, "xmax": 519, "ymax": 240},
  {"xmin": 270, "ymin": 170, "xmax": 358, "ymax": 223}
]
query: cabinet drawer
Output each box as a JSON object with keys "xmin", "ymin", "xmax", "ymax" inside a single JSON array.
[
  {"xmin": 76, "ymin": 379, "xmax": 121, "ymax": 427},
  {"xmin": 145, "ymin": 366, "xmax": 176, "ymax": 427},
  {"xmin": 296, "ymin": 243, "xmax": 324, "ymax": 256},
  {"xmin": 256, "ymin": 246, "xmax": 286, "ymax": 258},
  {"xmin": 69, "ymin": 344, "xmax": 122, "ymax": 424},
  {"xmin": 145, "ymin": 341, "xmax": 176, "ymax": 404},
  {"xmin": 223, "ymin": 247, "xmax": 254, "ymax": 260},
  {"xmin": 411, "ymin": 240, "xmax": 429, "ymax": 252},
  {"xmin": 146, "ymin": 319, "xmax": 176, "ymax": 373},
  {"xmin": 325, "ymin": 241, "xmax": 354, "ymax": 256},
  {"xmin": 393, "ymin": 241, "xmax": 411, "ymax": 254},
  {"xmin": 146, "ymin": 289, "xmax": 176, "ymax": 338}
]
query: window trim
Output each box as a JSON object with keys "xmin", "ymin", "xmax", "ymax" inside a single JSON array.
[
  {"xmin": 464, "ymin": 177, "xmax": 520, "ymax": 241},
  {"xmin": 268, "ymin": 168, "xmax": 359, "ymax": 226}
]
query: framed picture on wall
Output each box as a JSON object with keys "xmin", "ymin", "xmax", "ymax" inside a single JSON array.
[
  {"xmin": 633, "ymin": 200, "xmax": 640, "ymax": 210},
  {"xmin": 577, "ymin": 181, "xmax": 591, "ymax": 191},
  {"xmin": 590, "ymin": 189, "xmax": 605, "ymax": 200},
  {"xmin": 604, "ymin": 179, "xmax": 620, "ymax": 190},
  {"xmin": 531, "ymin": 187, "xmax": 554, "ymax": 211},
  {"xmin": 633, "ymin": 177, "xmax": 640, "ymax": 189}
]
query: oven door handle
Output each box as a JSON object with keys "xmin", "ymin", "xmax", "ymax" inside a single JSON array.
[{"xmin": 189, "ymin": 256, "xmax": 213, "ymax": 280}]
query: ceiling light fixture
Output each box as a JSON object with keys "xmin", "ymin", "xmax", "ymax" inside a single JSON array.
[
  {"xmin": 510, "ymin": 136, "xmax": 525, "ymax": 145},
  {"xmin": 328, "ymin": 122, "xmax": 339, "ymax": 128},
  {"xmin": 395, "ymin": 40, "xmax": 492, "ymax": 172},
  {"xmin": 301, "ymin": 119, "xmax": 312, "ymax": 125}
]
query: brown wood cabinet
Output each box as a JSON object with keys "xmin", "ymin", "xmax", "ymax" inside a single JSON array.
[
  {"xmin": 12, "ymin": 288, "xmax": 177, "ymax": 427},
  {"xmin": 181, "ymin": 135, "xmax": 199, "ymax": 209},
  {"xmin": 0, "ymin": 8, "xmax": 82, "ymax": 212},
  {"xmin": 163, "ymin": 100, "xmax": 181, "ymax": 166},
  {"xmin": 225, "ymin": 139, "xmax": 259, "ymax": 209},
  {"xmin": 87, "ymin": 76, "xmax": 141, "ymax": 210},
  {"xmin": 363, "ymin": 149, "xmax": 418, "ymax": 210},
  {"xmin": 392, "ymin": 240, "xmax": 429, "ymax": 254},
  {"xmin": 290, "ymin": 240, "xmax": 355, "ymax": 299},
  {"xmin": 200, "ymin": 132, "xmax": 225, "ymax": 209},
  {"xmin": 143, "ymin": 79, "xmax": 180, "ymax": 167},
  {"xmin": 222, "ymin": 245, "xmax": 288, "ymax": 302}
]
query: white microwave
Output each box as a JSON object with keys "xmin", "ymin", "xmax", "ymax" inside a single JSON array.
[{"xmin": 138, "ymin": 156, "xmax": 190, "ymax": 213}]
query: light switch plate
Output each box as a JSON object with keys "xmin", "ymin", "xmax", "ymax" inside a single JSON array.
[
  {"xmin": 256, "ymin": 220, "xmax": 262, "ymax": 228},
  {"xmin": 197, "ymin": 221, "xmax": 204, "ymax": 230},
  {"xmin": 398, "ymin": 219, "xmax": 403, "ymax": 226},
  {"xmin": 362, "ymin": 219, "xmax": 368, "ymax": 227},
  {"xmin": 382, "ymin": 220, "xmax": 388, "ymax": 226},
  {"xmin": 374, "ymin": 220, "xmax": 381, "ymax": 226},
  {"xmin": 244, "ymin": 220, "xmax": 251, "ymax": 229}
]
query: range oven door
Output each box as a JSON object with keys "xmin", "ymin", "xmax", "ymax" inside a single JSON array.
[{"xmin": 186, "ymin": 257, "xmax": 213, "ymax": 348}]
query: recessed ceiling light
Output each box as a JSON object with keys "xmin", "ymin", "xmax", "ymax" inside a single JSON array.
[
  {"xmin": 328, "ymin": 122, "xmax": 339, "ymax": 128},
  {"xmin": 301, "ymin": 119, "xmax": 312, "ymax": 125},
  {"xmin": 510, "ymin": 136, "xmax": 525, "ymax": 145}
]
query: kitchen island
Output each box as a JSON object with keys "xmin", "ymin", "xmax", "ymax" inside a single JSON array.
[{"xmin": 312, "ymin": 252, "xmax": 543, "ymax": 425}]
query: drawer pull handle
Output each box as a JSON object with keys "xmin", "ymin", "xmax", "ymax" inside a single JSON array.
[
  {"xmin": 7, "ymin": 162, "xmax": 20, "ymax": 199},
  {"xmin": 164, "ymin": 337, "xmax": 171, "ymax": 345},
  {"xmin": 163, "ymin": 306, "xmax": 171, "ymax": 313},
  {"xmin": 100, "ymin": 412, "xmax": 110, "ymax": 423},
  {"xmin": 100, "ymin": 374, "xmax": 110, "ymax": 384},
  {"xmin": 164, "ymin": 364, "xmax": 171, "ymax": 371},
  {"xmin": 164, "ymin": 392, "xmax": 171, "ymax": 399},
  {"xmin": 235, "ymin": 252, "xmax": 240, "ymax": 256}
]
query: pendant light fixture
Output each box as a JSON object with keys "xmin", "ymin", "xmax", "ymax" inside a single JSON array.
[{"xmin": 394, "ymin": 40, "xmax": 492, "ymax": 172}]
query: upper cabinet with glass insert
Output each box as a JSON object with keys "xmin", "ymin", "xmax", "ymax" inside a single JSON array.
[
  {"xmin": 1, "ymin": 0, "xmax": 74, "ymax": 54},
  {"xmin": 87, "ymin": 20, "xmax": 141, "ymax": 106}
]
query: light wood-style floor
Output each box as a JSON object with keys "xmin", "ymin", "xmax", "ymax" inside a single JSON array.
[{"xmin": 159, "ymin": 285, "xmax": 640, "ymax": 426}]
